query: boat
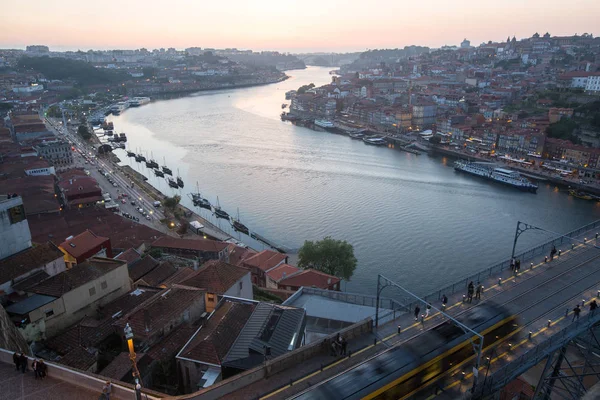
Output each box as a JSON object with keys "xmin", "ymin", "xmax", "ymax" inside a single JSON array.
[
  {"xmin": 167, "ymin": 177, "xmax": 179, "ymax": 188},
  {"xmin": 118, "ymin": 133, "xmax": 127, "ymax": 142},
  {"xmin": 176, "ymin": 169, "xmax": 184, "ymax": 188},
  {"xmin": 213, "ymin": 197, "xmax": 229, "ymax": 219},
  {"xmin": 154, "ymin": 169, "xmax": 164, "ymax": 177},
  {"xmin": 145, "ymin": 152, "xmax": 159, "ymax": 169},
  {"xmin": 135, "ymin": 153, "xmax": 146, "ymax": 162},
  {"xmin": 105, "ymin": 130, "xmax": 114, "ymax": 136},
  {"xmin": 314, "ymin": 119, "xmax": 335, "ymax": 129},
  {"xmin": 363, "ymin": 137, "xmax": 388, "ymax": 146},
  {"xmin": 231, "ymin": 208, "xmax": 249, "ymax": 234},
  {"xmin": 197, "ymin": 197, "xmax": 211, "ymax": 210},
  {"xmin": 126, "ymin": 150, "xmax": 135, "ymax": 157},
  {"xmin": 348, "ymin": 132, "xmax": 365, "ymax": 140},
  {"xmin": 569, "ymin": 189, "xmax": 594, "ymax": 200},
  {"xmin": 128, "ymin": 97, "xmax": 151, "ymax": 107},
  {"xmin": 282, "ymin": 103, "xmax": 287, "ymax": 109},
  {"xmin": 110, "ymin": 102, "xmax": 129, "ymax": 115},
  {"xmin": 162, "ymin": 157, "xmax": 172, "ymax": 175},
  {"xmin": 454, "ymin": 161, "xmax": 538, "ymax": 193}
]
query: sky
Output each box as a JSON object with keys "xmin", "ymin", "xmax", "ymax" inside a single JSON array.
[{"xmin": 1, "ymin": 0, "xmax": 599, "ymax": 53}]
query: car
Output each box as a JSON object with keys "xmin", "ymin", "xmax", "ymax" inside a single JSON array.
[
  {"xmin": 112, "ymin": 182, "xmax": 118, "ymax": 187},
  {"xmin": 131, "ymin": 201, "xmax": 136, "ymax": 206},
  {"xmin": 121, "ymin": 193, "xmax": 128, "ymax": 198},
  {"xmin": 145, "ymin": 215, "xmax": 152, "ymax": 220},
  {"xmin": 122, "ymin": 212, "xmax": 130, "ymax": 218},
  {"xmin": 121, "ymin": 199, "xmax": 126, "ymax": 204},
  {"xmin": 137, "ymin": 207, "xmax": 144, "ymax": 213}
]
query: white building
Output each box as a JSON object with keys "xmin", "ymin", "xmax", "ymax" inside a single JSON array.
[
  {"xmin": 0, "ymin": 195, "xmax": 32, "ymax": 260},
  {"xmin": 585, "ymin": 74, "xmax": 600, "ymax": 93}
]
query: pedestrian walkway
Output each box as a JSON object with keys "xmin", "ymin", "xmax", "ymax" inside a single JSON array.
[{"xmin": 0, "ymin": 361, "xmax": 98, "ymax": 400}]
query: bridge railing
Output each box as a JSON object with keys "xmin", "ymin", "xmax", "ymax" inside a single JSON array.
[
  {"xmin": 472, "ymin": 310, "xmax": 600, "ymax": 397},
  {"xmin": 421, "ymin": 219, "xmax": 600, "ymax": 305}
]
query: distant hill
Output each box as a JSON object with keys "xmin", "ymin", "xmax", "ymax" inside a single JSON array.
[
  {"xmin": 226, "ymin": 52, "xmax": 305, "ymax": 70},
  {"xmin": 18, "ymin": 56, "xmax": 128, "ymax": 86}
]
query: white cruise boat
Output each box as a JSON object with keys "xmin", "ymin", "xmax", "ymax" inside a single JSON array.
[
  {"xmin": 128, "ymin": 97, "xmax": 151, "ymax": 107},
  {"xmin": 454, "ymin": 161, "xmax": 538, "ymax": 193},
  {"xmin": 314, "ymin": 119, "xmax": 335, "ymax": 129},
  {"xmin": 110, "ymin": 102, "xmax": 129, "ymax": 115}
]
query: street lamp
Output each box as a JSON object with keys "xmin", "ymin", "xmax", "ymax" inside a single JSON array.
[{"xmin": 124, "ymin": 323, "xmax": 143, "ymax": 400}]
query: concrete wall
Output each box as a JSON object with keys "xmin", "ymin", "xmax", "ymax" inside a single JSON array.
[
  {"xmin": 0, "ymin": 197, "xmax": 32, "ymax": 260},
  {"xmin": 174, "ymin": 317, "xmax": 373, "ymax": 400},
  {"xmin": 223, "ymin": 272, "xmax": 252, "ymax": 300},
  {"xmin": 0, "ymin": 348, "xmax": 163, "ymax": 400}
]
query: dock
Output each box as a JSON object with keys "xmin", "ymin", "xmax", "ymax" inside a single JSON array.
[{"xmin": 250, "ymin": 232, "xmax": 294, "ymax": 254}]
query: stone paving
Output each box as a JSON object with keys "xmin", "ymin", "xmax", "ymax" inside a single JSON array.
[{"xmin": 0, "ymin": 362, "xmax": 99, "ymax": 400}]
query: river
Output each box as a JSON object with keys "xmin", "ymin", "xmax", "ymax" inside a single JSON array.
[{"xmin": 108, "ymin": 66, "xmax": 600, "ymax": 296}]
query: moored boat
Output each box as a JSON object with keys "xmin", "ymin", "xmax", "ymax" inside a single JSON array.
[
  {"xmin": 176, "ymin": 169, "xmax": 184, "ymax": 188},
  {"xmin": 454, "ymin": 161, "xmax": 538, "ymax": 193},
  {"xmin": 363, "ymin": 136, "xmax": 388, "ymax": 146},
  {"xmin": 213, "ymin": 196, "xmax": 229, "ymax": 219},
  {"xmin": 162, "ymin": 157, "xmax": 172, "ymax": 175},
  {"xmin": 154, "ymin": 169, "xmax": 164, "ymax": 177},
  {"xmin": 231, "ymin": 208, "xmax": 249, "ymax": 234},
  {"xmin": 167, "ymin": 177, "xmax": 178, "ymax": 188},
  {"xmin": 569, "ymin": 189, "xmax": 594, "ymax": 200}
]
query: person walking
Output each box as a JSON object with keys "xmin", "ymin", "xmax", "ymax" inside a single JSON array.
[
  {"xmin": 550, "ymin": 246, "xmax": 557, "ymax": 261},
  {"xmin": 19, "ymin": 353, "xmax": 27, "ymax": 373},
  {"xmin": 573, "ymin": 305, "xmax": 581, "ymax": 322},
  {"xmin": 475, "ymin": 283, "xmax": 482, "ymax": 300},
  {"xmin": 441, "ymin": 294, "xmax": 448, "ymax": 311},
  {"xmin": 425, "ymin": 304, "xmax": 432, "ymax": 318},
  {"xmin": 38, "ymin": 360, "xmax": 47, "ymax": 379},
  {"xmin": 32, "ymin": 359, "xmax": 39, "ymax": 379},
  {"xmin": 330, "ymin": 340, "xmax": 338, "ymax": 356},
  {"xmin": 341, "ymin": 337, "xmax": 347, "ymax": 356},
  {"xmin": 414, "ymin": 305, "xmax": 420, "ymax": 321},
  {"xmin": 467, "ymin": 281, "xmax": 474, "ymax": 303},
  {"xmin": 102, "ymin": 381, "xmax": 112, "ymax": 400},
  {"xmin": 590, "ymin": 300, "xmax": 598, "ymax": 314},
  {"xmin": 510, "ymin": 258, "xmax": 515, "ymax": 272},
  {"xmin": 13, "ymin": 352, "xmax": 20, "ymax": 371}
]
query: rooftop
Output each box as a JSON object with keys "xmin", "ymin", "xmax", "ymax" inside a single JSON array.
[
  {"xmin": 58, "ymin": 229, "xmax": 110, "ymax": 259},
  {"xmin": 177, "ymin": 300, "xmax": 255, "ymax": 365},
  {"xmin": 0, "ymin": 243, "xmax": 64, "ymax": 286},
  {"xmin": 137, "ymin": 261, "xmax": 177, "ymax": 287},
  {"xmin": 5, "ymin": 294, "xmax": 56, "ymax": 315},
  {"xmin": 30, "ymin": 257, "xmax": 125, "ymax": 298},
  {"xmin": 1, "ymin": 176, "xmax": 60, "ymax": 215},
  {"xmin": 278, "ymin": 268, "xmax": 341, "ymax": 289},
  {"xmin": 151, "ymin": 236, "xmax": 229, "ymax": 253},
  {"xmin": 266, "ymin": 263, "xmax": 300, "ymax": 282},
  {"xmin": 182, "ymin": 260, "xmax": 249, "ymax": 294},
  {"xmin": 115, "ymin": 248, "xmax": 142, "ymax": 265},
  {"xmin": 129, "ymin": 255, "xmax": 159, "ymax": 282},
  {"xmin": 242, "ymin": 250, "xmax": 287, "ymax": 272}
]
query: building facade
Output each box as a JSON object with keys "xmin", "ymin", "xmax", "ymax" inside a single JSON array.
[{"xmin": 0, "ymin": 195, "xmax": 31, "ymax": 260}]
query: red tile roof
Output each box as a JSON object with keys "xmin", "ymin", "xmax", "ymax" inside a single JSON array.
[
  {"xmin": 227, "ymin": 244, "xmax": 256, "ymax": 267},
  {"xmin": 242, "ymin": 250, "xmax": 287, "ymax": 272},
  {"xmin": 30, "ymin": 257, "xmax": 126, "ymax": 298},
  {"xmin": 146, "ymin": 323, "xmax": 198, "ymax": 362},
  {"xmin": 160, "ymin": 267, "xmax": 196, "ymax": 287},
  {"xmin": 58, "ymin": 346, "xmax": 97, "ymax": 371},
  {"xmin": 59, "ymin": 230, "xmax": 111, "ymax": 259},
  {"xmin": 1, "ymin": 175, "xmax": 60, "ymax": 215},
  {"xmin": 129, "ymin": 255, "xmax": 159, "ymax": 282},
  {"xmin": 278, "ymin": 269, "xmax": 340, "ymax": 289},
  {"xmin": 0, "ymin": 242, "xmax": 63, "ymax": 285},
  {"xmin": 177, "ymin": 301, "xmax": 255, "ymax": 365},
  {"xmin": 138, "ymin": 261, "xmax": 177, "ymax": 287},
  {"xmin": 152, "ymin": 236, "xmax": 228, "ymax": 253},
  {"xmin": 115, "ymin": 248, "xmax": 142, "ymax": 265},
  {"xmin": 266, "ymin": 264, "xmax": 300, "ymax": 282},
  {"xmin": 182, "ymin": 260, "xmax": 249, "ymax": 294},
  {"xmin": 112, "ymin": 286, "xmax": 205, "ymax": 342},
  {"xmin": 99, "ymin": 351, "xmax": 144, "ymax": 381}
]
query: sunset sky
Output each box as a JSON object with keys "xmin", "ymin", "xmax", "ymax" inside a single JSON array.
[{"xmin": 1, "ymin": 0, "xmax": 599, "ymax": 52}]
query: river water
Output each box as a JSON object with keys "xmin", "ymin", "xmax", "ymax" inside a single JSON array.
[{"xmin": 109, "ymin": 66, "xmax": 600, "ymax": 296}]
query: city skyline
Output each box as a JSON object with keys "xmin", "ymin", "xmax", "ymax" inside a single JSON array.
[{"xmin": 1, "ymin": 0, "xmax": 599, "ymax": 52}]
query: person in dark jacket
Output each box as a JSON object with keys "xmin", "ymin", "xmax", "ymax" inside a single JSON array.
[
  {"xmin": 13, "ymin": 352, "xmax": 20, "ymax": 371},
  {"xmin": 19, "ymin": 353, "xmax": 27, "ymax": 373},
  {"xmin": 32, "ymin": 359, "xmax": 39, "ymax": 379},
  {"xmin": 38, "ymin": 360, "xmax": 47, "ymax": 379},
  {"xmin": 414, "ymin": 305, "xmax": 420, "ymax": 321}
]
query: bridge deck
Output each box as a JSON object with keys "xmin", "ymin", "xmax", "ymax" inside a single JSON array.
[{"xmin": 223, "ymin": 234, "xmax": 600, "ymax": 400}]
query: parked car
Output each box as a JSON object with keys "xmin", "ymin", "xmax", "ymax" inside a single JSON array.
[
  {"xmin": 121, "ymin": 199, "xmax": 126, "ymax": 204},
  {"xmin": 131, "ymin": 201, "xmax": 136, "ymax": 206},
  {"xmin": 137, "ymin": 207, "xmax": 144, "ymax": 213}
]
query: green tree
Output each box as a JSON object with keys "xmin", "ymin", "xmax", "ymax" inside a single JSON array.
[
  {"xmin": 77, "ymin": 125, "xmax": 91, "ymax": 140},
  {"xmin": 163, "ymin": 195, "xmax": 181, "ymax": 210},
  {"xmin": 546, "ymin": 119, "xmax": 580, "ymax": 143},
  {"xmin": 429, "ymin": 135, "xmax": 442, "ymax": 145},
  {"xmin": 298, "ymin": 236, "xmax": 357, "ymax": 280}
]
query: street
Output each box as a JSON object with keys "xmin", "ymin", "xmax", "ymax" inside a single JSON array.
[{"xmin": 45, "ymin": 117, "xmax": 172, "ymax": 234}]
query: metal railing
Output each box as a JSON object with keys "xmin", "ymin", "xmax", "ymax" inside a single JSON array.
[
  {"xmin": 299, "ymin": 286, "xmax": 404, "ymax": 311},
  {"xmin": 421, "ymin": 220, "xmax": 600, "ymax": 304},
  {"xmin": 472, "ymin": 310, "xmax": 600, "ymax": 397}
]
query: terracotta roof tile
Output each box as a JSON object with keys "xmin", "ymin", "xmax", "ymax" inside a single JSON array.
[
  {"xmin": 146, "ymin": 323, "xmax": 197, "ymax": 362},
  {"xmin": 266, "ymin": 264, "xmax": 300, "ymax": 282},
  {"xmin": 59, "ymin": 230, "xmax": 110, "ymax": 259},
  {"xmin": 182, "ymin": 260, "xmax": 249, "ymax": 294},
  {"xmin": 0, "ymin": 242, "xmax": 63, "ymax": 285},
  {"xmin": 278, "ymin": 269, "xmax": 340, "ymax": 289},
  {"xmin": 129, "ymin": 256, "xmax": 159, "ymax": 282},
  {"xmin": 58, "ymin": 346, "xmax": 97, "ymax": 371},
  {"xmin": 178, "ymin": 301, "xmax": 255, "ymax": 365},
  {"xmin": 242, "ymin": 250, "xmax": 287, "ymax": 272},
  {"xmin": 160, "ymin": 267, "xmax": 196, "ymax": 287},
  {"xmin": 99, "ymin": 352, "xmax": 144, "ymax": 381},
  {"xmin": 140, "ymin": 261, "xmax": 177, "ymax": 287},
  {"xmin": 151, "ymin": 236, "xmax": 228, "ymax": 253},
  {"xmin": 30, "ymin": 257, "xmax": 126, "ymax": 298},
  {"xmin": 115, "ymin": 248, "xmax": 142, "ymax": 265}
]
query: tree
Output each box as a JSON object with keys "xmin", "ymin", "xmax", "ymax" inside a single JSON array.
[
  {"xmin": 298, "ymin": 236, "xmax": 357, "ymax": 281},
  {"xmin": 163, "ymin": 195, "xmax": 181, "ymax": 210},
  {"xmin": 77, "ymin": 125, "xmax": 91, "ymax": 140},
  {"xmin": 429, "ymin": 135, "xmax": 441, "ymax": 145}
]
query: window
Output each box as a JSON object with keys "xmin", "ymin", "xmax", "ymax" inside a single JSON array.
[
  {"xmin": 207, "ymin": 294, "xmax": 215, "ymax": 303},
  {"xmin": 89, "ymin": 287, "xmax": 96, "ymax": 296},
  {"xmin": 239, "ymin": 281, "xmax": 243, "ymax": 291},
  {"xmin": 101, "ymin": 281, "xmax": 108, "ymax": 290},
  {"xmin": 45, "ymin": 310, "xmax": 54, "ymax": 318},
  {"xmin": 8, "ymin": 205, "xmax": 26, "ymax": 224}
]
